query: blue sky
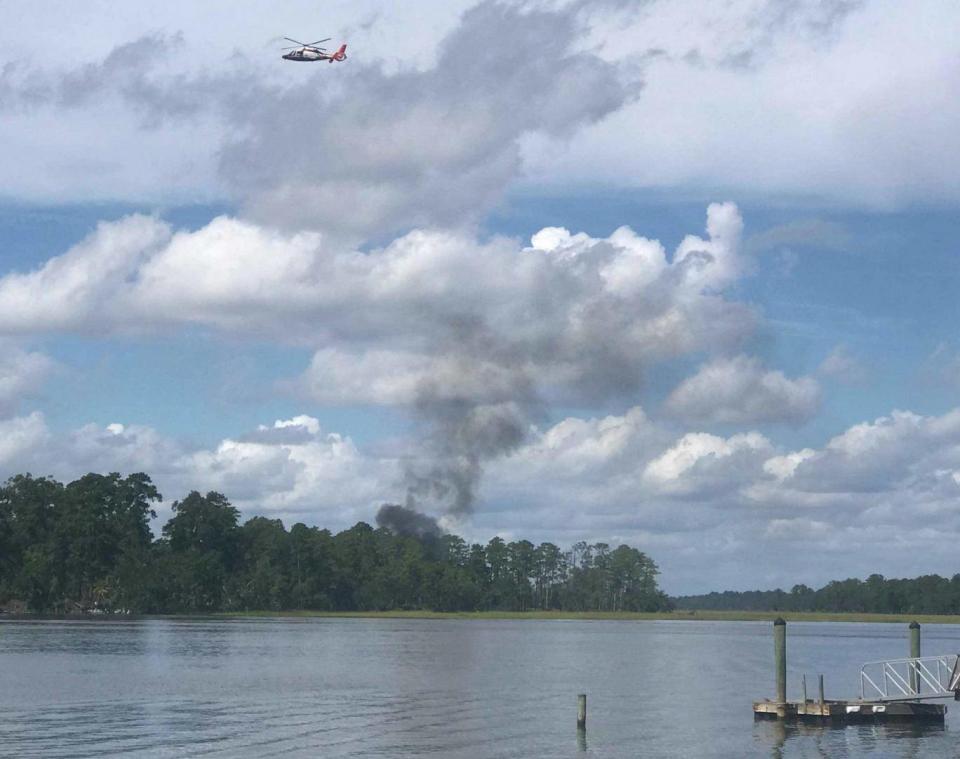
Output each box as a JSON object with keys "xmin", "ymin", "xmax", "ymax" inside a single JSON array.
[{"xmin": 0, "ymin": 0, "xmax": 958, "ymax": 593}]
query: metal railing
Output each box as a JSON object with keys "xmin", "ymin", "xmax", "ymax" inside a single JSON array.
[{"xmin": 860, "ymin": 655, "xmax": 960, "ymax": 701}]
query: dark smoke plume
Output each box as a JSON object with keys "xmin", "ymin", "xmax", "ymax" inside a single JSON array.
[
  {"xmin": 405, "ymin": 398, "xmax": 531, "ymax": 518},
  {"xmin": 375, "ymin": 502, "xmax": 444, "ymax": 539},
  {"xmin": 400, "ymin": 322, "xmax": 541, "ymax": 519}
]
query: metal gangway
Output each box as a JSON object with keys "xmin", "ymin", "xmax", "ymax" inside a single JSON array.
[{"xmin": 860, "ymin": 654, "xmax": 960, "ymax": 701}]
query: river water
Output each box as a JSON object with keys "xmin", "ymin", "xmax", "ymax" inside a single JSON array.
[{"xmin": 1, "ymin": 617, "xmax": 958, "ymax": 757}]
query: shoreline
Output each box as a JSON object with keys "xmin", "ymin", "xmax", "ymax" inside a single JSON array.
[
  {"xmin": 204, "ymin": 609, "xmax": 960, "ymax": 624},
  {"xmin": 6, "ymin": 609, "xmax": 960, "ymax": 623}
]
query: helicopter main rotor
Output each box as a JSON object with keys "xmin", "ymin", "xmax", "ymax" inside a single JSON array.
[{"xmin": 282, "ymin": 37, "xmax": 331, "ymax": 50}]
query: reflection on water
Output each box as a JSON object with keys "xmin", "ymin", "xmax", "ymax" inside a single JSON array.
[
  {"xmin": 756, "ymin": 719, "xmax": 947, "ymax": 759},
  {"xmin": 1, "ymin": 617, "xmax": 958, "ymax": 757}
]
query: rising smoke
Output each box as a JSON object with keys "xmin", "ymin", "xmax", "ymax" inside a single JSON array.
[
  {"xmin": 399, "ymin": 323, "xmax": 542, "ymax": 519},
  {"xmin": 375, "ymin": 502, "xmax": 444, "ymax": 539},
  {"xmin": 405, "ymin": 399, "xmax": 530, "ymax": 517}
]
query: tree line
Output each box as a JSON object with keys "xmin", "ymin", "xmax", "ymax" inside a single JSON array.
[
  {"xmin": 0, "ymin": 472, "xmax": 671, "ymax": 615},
  {"xmin": 676, "ymin": 575, "xmax": 960, "ymax": 615}
]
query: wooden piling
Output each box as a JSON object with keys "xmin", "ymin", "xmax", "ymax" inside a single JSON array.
[
  {"xmin": 818, "ymin": 674, "xmax": 825, "ymax": 707},
  {"xmin": 802, "ymin": 674, "xmax": 807, "ymax": 703},
  {"xmin": 577, "ymin": 694, "xmax": 587, "ymax": 730},
  {"xmin": 774, "ymin": 617, "xmax": 787, "ymax": 704},
  {"xmin": 909, "ymin": 621, "xmax": 921, "ymax": 692}
]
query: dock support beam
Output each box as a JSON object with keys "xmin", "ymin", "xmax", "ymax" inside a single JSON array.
[
  {"xmin": 774, "ymin": 617, "xmax": 787, "ymax": 705},
  {"xmin": 910, "ymin": 621, "xmax": 921, "ymax": 693},
  {"xmin": 577, "ymin": 694, "xmax": 587, "ymax": 730}
]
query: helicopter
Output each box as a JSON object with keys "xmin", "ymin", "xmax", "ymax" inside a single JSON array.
[{"xmin": 281, "ymin": 37, "xmax": 348, "ymax": 63}]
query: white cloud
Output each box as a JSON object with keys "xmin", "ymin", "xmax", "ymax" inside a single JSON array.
[
  {"xmin": 645, "ymin": 431, "xmax": 764, "ymax": 482},
  {"xmin": 0, "ymin": 412, "xmax": 49, "ymax": 466},
  {"xmin": 288, "ymin": 203, "xmax": 751, "ymax": 409},
  {"xmin": 0, "ymin": 346, "xmax": 57, "ymax": 415},
  {"xmin": 665, "ymin": 354, "xmax": 820, "ymax": 424},
  {"xmin": 672, "ymin": 201, "xmax": 744, "ymax": 291},
  {"xmin": 0, "ymin": 204, "xmax": 756, "ymax": 410},
  {"xmin": 504, "ymin": 406, "xmax": 665, "ymax": 479},
  {"xmin": 0, "ymin": 412, "xmax": 396, "ymax": 529},
  {"xmin": 763, "ymin": 448, "xmax": 815, "ymax": 481},
  {"xmin": 0, "ymin": 215, "xmax": 171, "ymax": 334},
  {"xmin": 818, "ymin": 344, "xmax": 867, "ymax": 383},
  {"xmin": 131, "ymin": 217, "xmax": 323, "ymax": 327},
  {"xmin": 527, "ymin": 0, "xmax": 960, "ymax": 209},
  {"xmin": 181, "ymin": 422, "xmax": 384, "ymax": 518},
  {"xmin": 270, "ymin": 415, "xmax": 321, "ymax": 435},
  {"xmin": 777, "ymin": 409, "xmax": 960, "ymax": 495}
]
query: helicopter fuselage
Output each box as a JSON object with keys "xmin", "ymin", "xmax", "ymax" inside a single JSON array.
[
  {"xmin": 281, "ymin": 44, "xmax": 346, "ymax": 63},
  {"xmin": 282, "ymin": 49, "xmax": 326, "ymax": 61}
]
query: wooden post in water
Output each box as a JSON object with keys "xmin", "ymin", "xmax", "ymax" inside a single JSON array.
[
  {"xmin": 818, "ymin": 674, "xmax": 825, "ymax": 707},
  {"xmin": 774, "ymin": 617, "xmax": 787, "ymax": 705},
  {"xmin": 577, "ymin": 694, "xmax": 587, "ymax": 730},
  {"xmin": 910, "ymin": 621, "xmax": 921, "ymax": 693},
  {"xmin": 802, "ymin": 674, "xmax": 807, "ymax": 703}
]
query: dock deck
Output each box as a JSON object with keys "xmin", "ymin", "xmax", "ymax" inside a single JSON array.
[{"xmin": 753, "ymin": 699, "xmax": 946, "ymax": 723}]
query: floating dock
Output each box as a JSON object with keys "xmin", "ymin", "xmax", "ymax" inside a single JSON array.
[
  {"xmin": 753, "ymin": 698, "xmax": 946, "ymax": 723},
  {"xmin": 753, "ymin": 618, "xmax": 955, "ymax": 725}
]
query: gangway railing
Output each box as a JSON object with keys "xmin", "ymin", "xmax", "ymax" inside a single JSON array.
[{"xmin": 860, "ymin": 654, "xmax": 960, "ymax": 701}]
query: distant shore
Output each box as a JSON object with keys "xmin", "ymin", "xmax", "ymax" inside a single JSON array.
[
  {"xmin": 209, "ymin": 609, "xmax": 960, "ymax": 624},
  {"xmin": 6, "ymin": 609, "xmax": 960, "ymax": 623}
]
